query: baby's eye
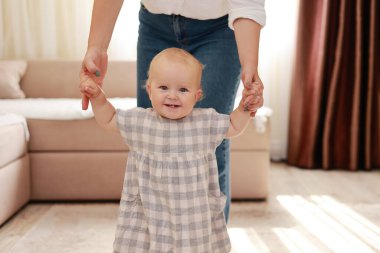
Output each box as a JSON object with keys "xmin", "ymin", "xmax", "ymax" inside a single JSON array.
[
  {"xmin": 158, "ymin": 85, "xmax": 168, "ymax": 90},
  {"xmin": 179, "ymin": 87, "xmax": 189, "ymax": 93}
]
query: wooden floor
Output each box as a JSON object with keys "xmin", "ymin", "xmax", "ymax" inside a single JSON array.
[{"xmin": 1, "ymin": 162, "xmax": 379, "ymax": 253}]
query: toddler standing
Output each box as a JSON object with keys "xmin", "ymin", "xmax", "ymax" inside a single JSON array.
[{"xmin": 80, "ymin": 48, "xmax": 260, "ymax": 253}]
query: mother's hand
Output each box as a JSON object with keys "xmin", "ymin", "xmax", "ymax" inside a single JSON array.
[
  {"xmin": 79, "ymin": 47, "xmax": 108, "ymax": 110},
  {"xmin": 241, "ymin": 69, "xmax": 264, "ymax": 117}
]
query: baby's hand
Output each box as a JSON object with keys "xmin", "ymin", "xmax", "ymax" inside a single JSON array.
[
  {"xmin": 79, "ymin": 75, "xmax": 102, "ymax": 99},
  {"xmin": 239, "ymin": 81, "xmax": 264, "ymax": 115}
]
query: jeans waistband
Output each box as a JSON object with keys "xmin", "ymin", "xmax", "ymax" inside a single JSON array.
[{"xmin": 139, "ymin": 3, "xmax": 229, "ymax": 42}]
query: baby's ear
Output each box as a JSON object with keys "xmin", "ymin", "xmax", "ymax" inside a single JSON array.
[
  {"xmin": 146, "ymin": 81, "xmax": 151, "ymax": 96},
  {"xmin": 195, "ymin": 88, "xmax": 203, "ymax": 101}
]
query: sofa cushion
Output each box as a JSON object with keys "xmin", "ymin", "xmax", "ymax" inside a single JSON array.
[
  {"xmin": 20, "ymin": 60, "xmax": 137, "ymax": 98},
  {"xmin": 0, "ymin": 124, "xmax": 27, "ymax": 167},
  {"xmin": 30, "ymin": 152, "xmax": 126, "ymax": 200},
  {"xmin": 27, "ymin": 118, "xmax": 127, "ymax": 152},
  {"xmin": 0, "ymin": 60, "xmax": 27, "ymax": 99},
  {"xmin": 0, "ymin": 98, "xmax": 135, "ymax": 120},
  {"xmin": 0, "ymin": 155, "xmax": 30, "ymax": 225}
]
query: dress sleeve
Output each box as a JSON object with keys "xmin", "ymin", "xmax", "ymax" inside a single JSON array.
[
  {"xmin": 208, "ymin": 108, "xmax": 231, "ymax": 150},
  {"xmin": 228, "ymin": 0, "xmax": 266, "ymax": 29},
  {"xmin": 116, "ymin": 107, "xmax": 144, "ymax": 148}
]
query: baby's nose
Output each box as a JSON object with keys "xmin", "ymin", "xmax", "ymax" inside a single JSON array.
[{"xmin": 167, "ymin": 90, "xmax": 178, "ymax": 99}]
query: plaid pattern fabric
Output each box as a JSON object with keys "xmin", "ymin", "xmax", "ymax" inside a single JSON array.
[{"xmin": 114, "ymin": 108, "xmax": 231, "ymax": 253}]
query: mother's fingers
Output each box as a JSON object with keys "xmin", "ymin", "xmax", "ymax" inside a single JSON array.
[
  {"xmin": 245, "ymin": 81, "xmax": 264, "ymax": 93},
  {"xmin": 83, "ymin": 57, "xmax": 98, "ymax": 75},
  {"xmin": 243, "ymin": 87, "xmax": 261, "ymax": 98},
  {"xmin": 244, "ymin": 94, "xmax": 264, "ymax": 111},
  {"xmin": 242, "ymin": 90, "xmax": 263, "ymax": 106},
  {"xmin": 246, "ymin": 101, "xmax": 263, "ymax": 112},
  {"xmin": 82, "ymin": 95, "xmax": 89, "ymax": 110}
]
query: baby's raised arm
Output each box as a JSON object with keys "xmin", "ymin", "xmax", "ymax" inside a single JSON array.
[
  {"xmin": 226, "ymin": 105, "xmax": 250, "ymax": 138},
  {"xmin": 79, "ymin": 77, "xmax": 118, "ymax": 132},
  {"xmin": 226, "ymin": 83, "xmax": 262, "ymax": 138}
]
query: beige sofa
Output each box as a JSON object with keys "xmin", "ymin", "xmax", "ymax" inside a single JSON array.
[
  {"xmin": 0, "ymin": 60, "xmax": 270, "ymax": 225},
  {"xmin": 0, "ymin": 121, "xmax": 30, "ymax": 226}
]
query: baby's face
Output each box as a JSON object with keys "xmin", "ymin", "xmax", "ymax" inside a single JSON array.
[{"xmin": 147, "ymin": 60, "xmax": 202, "ymax": 120}]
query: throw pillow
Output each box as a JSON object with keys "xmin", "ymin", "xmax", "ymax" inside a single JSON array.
[{"xmin": 0, "ymin": 60, "xmax": 27, "ymax": 98}]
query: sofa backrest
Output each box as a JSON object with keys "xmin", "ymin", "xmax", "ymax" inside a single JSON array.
[{"xmin": 20, "ymin": 60, "xmax": 137, "ymax": 98}]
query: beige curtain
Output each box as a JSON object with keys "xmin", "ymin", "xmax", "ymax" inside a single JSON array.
[
  {"xmin": 259, "ymin": 0, "xmax": 299, "ymax": 160},
  {"xmin": 0, "ymin": 0, "xmax": 93, "ymax": 59},
  {"xmin": 288, "ymin": 0, "xmax": 380, "ymax": 170},
  {"xmin": 0, "ymin": 0, "xmax": 140, "ymax": 60}
]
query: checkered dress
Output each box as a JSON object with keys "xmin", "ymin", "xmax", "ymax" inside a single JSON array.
[{"xmin": 113, "ymin": 108, "xmax": 231, "ymax": 253}]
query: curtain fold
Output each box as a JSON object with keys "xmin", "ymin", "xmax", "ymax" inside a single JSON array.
[
  {"xmin": 0, "ymin": 0, "xmax": 140, "ymax": 60},
  {"xmin": 288, "ymin": 0, "xmax": 380, "ymax": 170},
  {"xmin": 0, "ymin": 0, "xmax": 93, "ymax": 59},
  {"xmin": 258, "ymin": 0, "xmax": 299, "ymax": 161}
]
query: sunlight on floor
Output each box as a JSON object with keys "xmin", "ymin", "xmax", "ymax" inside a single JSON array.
[
  {"xmin": 310, "ymin": 195, "xmax": 380, "ymax": 251},
  {"xmin": 273, "ymin": 227, "xmax": 322, "ymax": 253},
  {"xmin": 276, "ymin": 195, "xmax": 380, "ymax": 253},
  {"xmin": 228, "ymin": 195, "xmax": 380, "ymax": 253},
  {"xmin": 228, "ymin": 228, "xmax": 270, "ymax": 253}
]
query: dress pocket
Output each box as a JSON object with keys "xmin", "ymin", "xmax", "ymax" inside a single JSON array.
[
  {"xmin": 114, "ymin": 194, "xmax": 148, "ymax": 252},
  {"xmin": 208, "ymin": 193, "xmax": 231, "ymax": 253},
  {"xmin": 208, "ymin": 193, "xmax": 227, "ymax": 218},
  {"xmin": 120, "ymin": 193, "xmax": 139, "ymax": 212}
]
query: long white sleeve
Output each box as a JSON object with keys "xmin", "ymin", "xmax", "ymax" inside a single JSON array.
[
  {"xmin": 141, "ymin": 0, "xmax": 266, "ymax": 29},
  {"xmin": 228, "ymin": 0, "xmax": 266, "ymax": 29}
]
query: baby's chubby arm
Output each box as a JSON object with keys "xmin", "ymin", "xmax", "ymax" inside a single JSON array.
[
  {"xmin": 226, "ymin": 84, "xmax": 259, "ymax": 138},
  {"xmin": 79, "ymin": 77, "xmax": 118, "ymax": 132}
]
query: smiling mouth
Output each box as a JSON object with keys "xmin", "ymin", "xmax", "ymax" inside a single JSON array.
[{"xmin": 164, "ymin": 104, "xmax": 180, "ymax": 108}]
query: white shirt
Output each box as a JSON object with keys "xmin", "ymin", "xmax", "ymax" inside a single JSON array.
[{"xmin": 141, "ymin": 0, "xmax": 266, "ymax": 29}]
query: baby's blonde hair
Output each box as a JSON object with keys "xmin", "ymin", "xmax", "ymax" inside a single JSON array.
[{"xmin": 147, "ymin": 48, "xmax": 203, "ymax": 88}]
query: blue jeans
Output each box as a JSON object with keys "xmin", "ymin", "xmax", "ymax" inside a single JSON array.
[{"xmin": 137, "ymin": 5, "xmax": 241, "ymax": 223}]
